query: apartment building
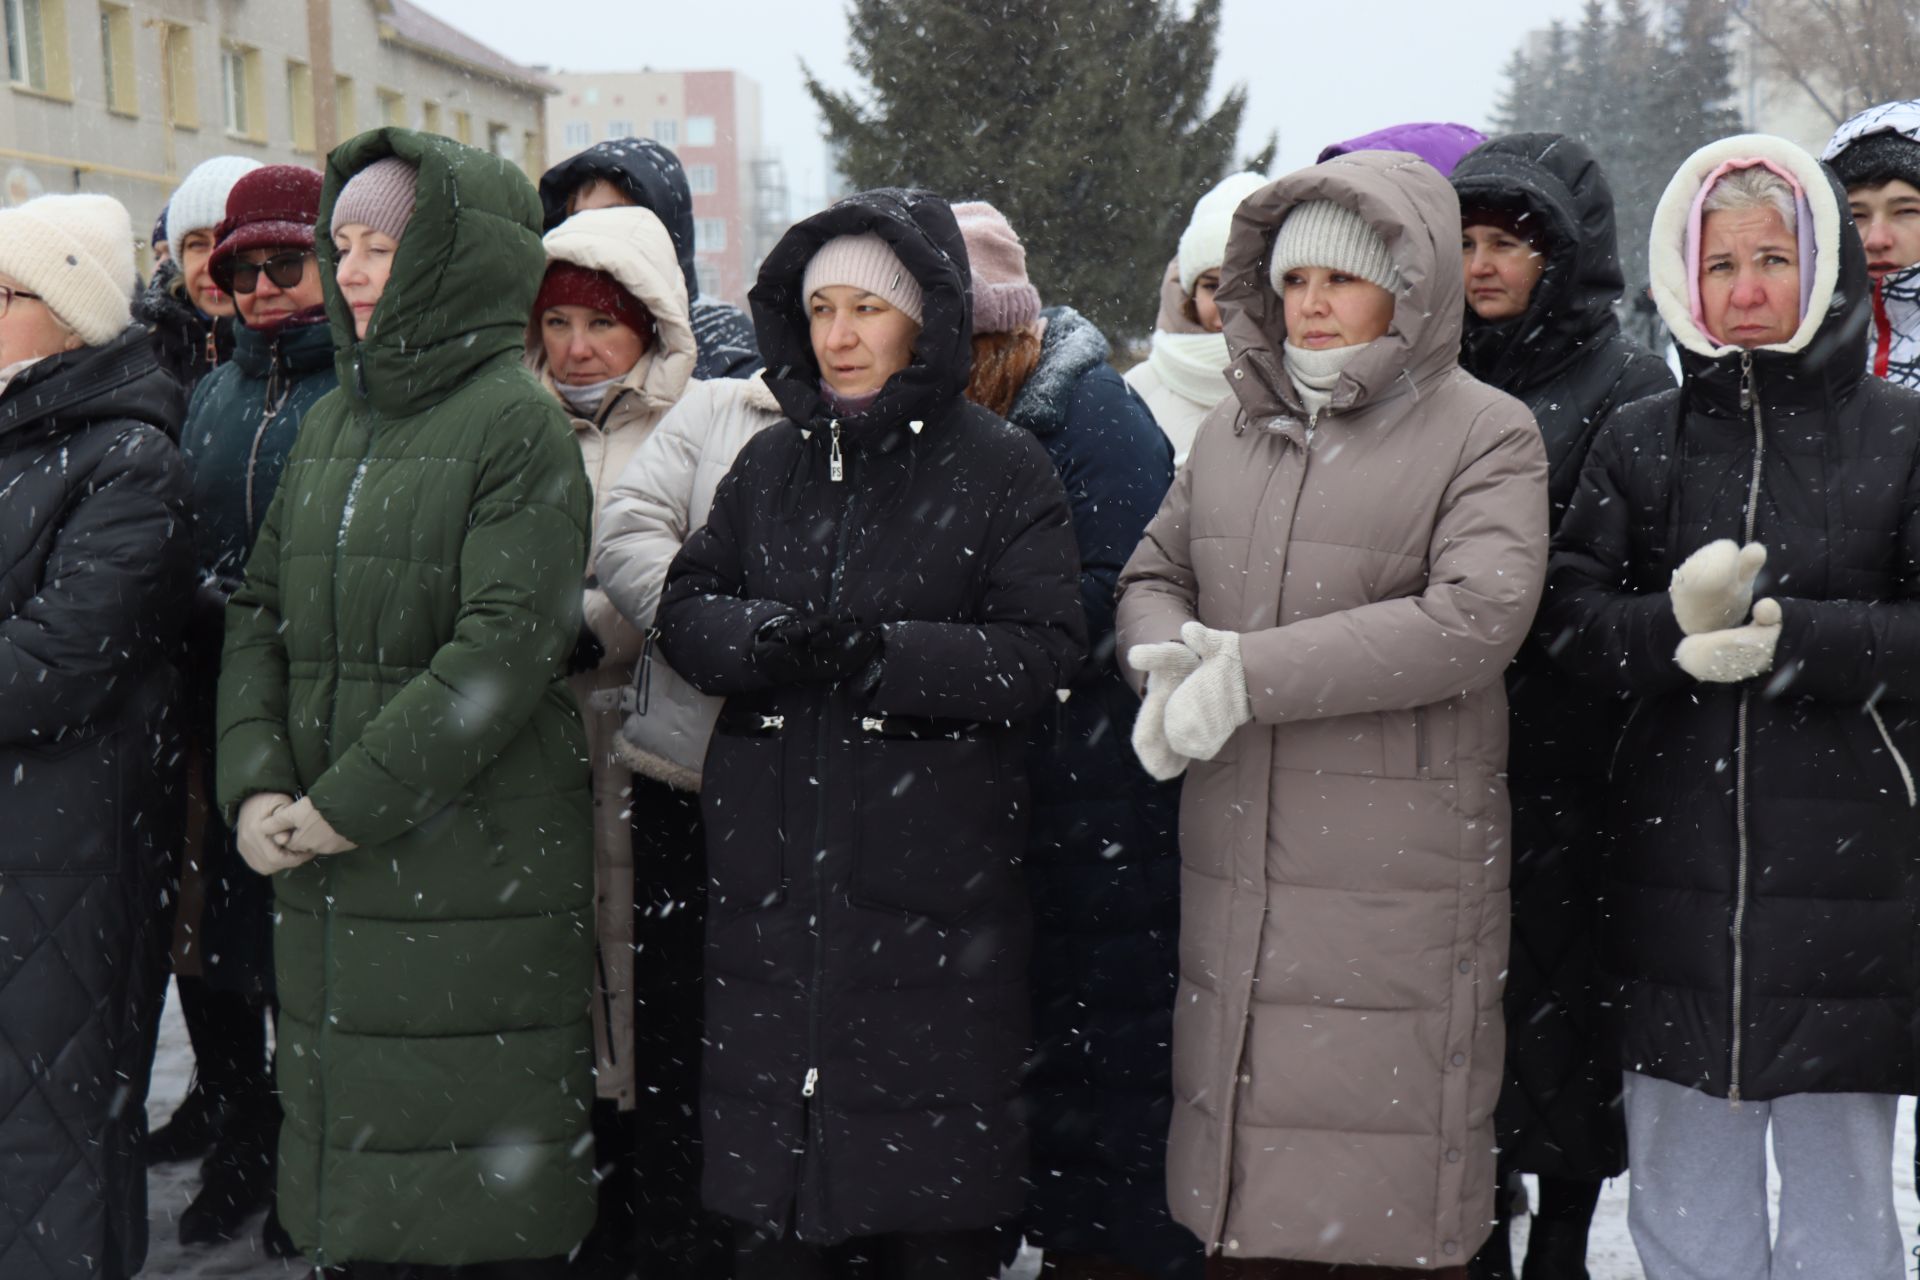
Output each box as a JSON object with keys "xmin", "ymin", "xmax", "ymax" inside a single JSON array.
[
  {"xmin": 0, "ymin": 0, "xmax": 553, "ymax": 238},
  {"xmin": 546, "ymin": 68, "xmax": 784, "ymax": 308}
]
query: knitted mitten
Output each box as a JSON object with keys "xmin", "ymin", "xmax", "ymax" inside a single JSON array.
[
  {"xmin": 1164, "ymin": 621, "xmax": 1253, "ymax": 760},
  {"xmin": 1675, "ymin": 597, "xmax": 1782, "ymax": 683},
  {"xmin": 1669, "ymin": 539, "xmax": 1767, "ymax": 635},
  {"xmin": 1128, "ymin": 639, "xmax": 1201, "ymax": 781}
]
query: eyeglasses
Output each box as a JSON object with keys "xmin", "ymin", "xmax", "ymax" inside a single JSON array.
[
  {"xmin": 212, "ymin": 250, "xmax": 314, "ymax": 295},
  {"xmin": 0, "ymin": 285, "xmax": 44, "ymax": 318}
]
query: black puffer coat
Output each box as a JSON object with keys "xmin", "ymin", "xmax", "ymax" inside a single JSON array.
[
  {"xmin": 656, "ymin": 188, "xmax": 1086, "ymax": 1243},
  {"xmin": 1543, "ymin": 137, "xmax": 1920, "ymax": 1102},
  {"xmin": 0, "ymin": 327, "xmax": 193, "ymax": 1279},
  {"xmin": 1002, "ymin": 308, "xmax": 1196, "ymax": 1277},
  {"xmin": 132, "ymin": 259, "xmax": 234, "ymax": 398},
  {"xmin": 539, "ymin": 138, "xmax": 761, "ymax": 380},
  {"xmin": 1452, "ymin": 133, "xmax": 1673, "ymax": 1177}
]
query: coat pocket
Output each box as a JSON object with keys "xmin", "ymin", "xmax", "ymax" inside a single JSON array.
[
  {"xmin": 700, "ymin": 729, "xmax": 788, "ymax": 916},
  {"xmin": 851, "ymin": 731, "xmax": 1012, "ymax": 923}
]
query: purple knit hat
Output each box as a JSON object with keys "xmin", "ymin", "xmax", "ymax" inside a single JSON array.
[
  {"xmin": 1319, "ymin": 122, "xmax": 1489, "ymax": 178},
  {"xmin": 952, "ymin": 201, "xmax": 1042, "ymax": 335},
  {"xmin": 331, "ymin": 157, "xmax": 418, "ymax": 242}
]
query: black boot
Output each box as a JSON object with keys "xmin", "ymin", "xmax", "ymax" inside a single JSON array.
[
  {"xmin": 1519, "ymin": 1219, "xmax": 1592, "ymax": 1280},
  {"xmin": 178, "ymin": 1087, "xmax": 279, "ymax": 1244},
  {"xmin": 146, "ymin": 1073, "xmax": 234, "ymax": 1165}
]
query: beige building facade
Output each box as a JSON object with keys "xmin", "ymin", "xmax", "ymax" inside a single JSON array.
[{"xmin": 1, "ymin": 0, "xmax": 552, "ymax": 241}]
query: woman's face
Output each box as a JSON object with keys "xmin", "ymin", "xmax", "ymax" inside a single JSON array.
[
  {"xmin": 1278, "ymin": 266, "xmax": 1395, "ymax": 350},
  {"xmin": 809, "ymin": 285, "xmax": 920, "ymax": 399},
  {"xmin": 333, "ymin": 223, "xmax": 401, "ymax": 339},
  {"xmin": 1698, "ymin": 205, "xmax": 1801, "ymax": 349},
  {"xmin": 542, "ymin": 304, "xmax": 649, "ymax": 384},
  {"xmin": 0, "ymin": 272, "xmax": 80, "ymax": 365},
  {"xmin": 1462, "ymin": 225, "xmax": 1545, "ymax": 321},
  {"xmin": 232, "ymin": 248, "xmax": 323, "ymax": 329},
  {"xmin": 567, "ymin": 179, "xmax": 635, "ymax": 217},
  {"xmin": 180, "ymin": 228, "xmax": 235, "ymax": 318},
  {"xmin": 1191, "ymin": 269, "xmax": 1225, "ymax": 332}
]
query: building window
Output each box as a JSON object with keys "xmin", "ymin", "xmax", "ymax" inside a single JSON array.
[
  {"xmin": 421, "ymin": 99, "xmax": 441, "ymax": 135},
  {"xmin": 334, "ymin": 74, "xmax": 355, "ymax": 137},
  {"xmin": 378, "ymin": 87, "xmax": 404, "ymax": 127},
  {"xmin": 488, "ymin": 122, "xmax": 517, "ymax": 167},
  {"xmin": 221, "ymin": 44, "xmax": 263, "ymax": 139},
  {"xmin": 607, "ymin": 119, "xmax": 632, "ymax": 140},
  {"xmin": 524, "ymin": 130, "xmax": 540, "ymax": 173},
  {"xmin": 99, "ymin": 3, "xmax": 134, "ymax": 114},
  {"xmin": 685, "ymin": 115, "xmax": 716, "ymax": 147},
  {"xmin": 696, "ymin": 219, "xmax": 727, "ymax": 252},
  {"xmin": 686, "ymin": 164, "xmax": 717, "ymax": 196},
  {"xmin": 162, "ymin": 22, "xmax": 195, "ymax": 127},
  {"xmin": 7, "ymin": 0, "xmax": 70, "ymax": 97},
  {"xmin": 563, "ymin": 121, "xmax": 589, "ymax": 149},
  {"xmin": 287, "ymin": 59, "xmax": 314, "ymax": 151},
  {"xmin": 452, "ymin": 109, "xmax": 471, "ymax": 145},
  {"xmin": 650, "ymin": 118, "xmax": 676, "ymax": 146}
]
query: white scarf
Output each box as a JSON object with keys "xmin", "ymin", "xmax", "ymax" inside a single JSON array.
[
  {"xmin": 1145, "ymin": 330, "xmax": 1232, "ymax": 408},
  {"xmin": 555, "ymin": 375, "xmax": 622, "ymax": 417},
  {"xmin": 0, "ymin": 356, "xmax": 46, "ymax": 400},
  {"xmin": 1283, "ymin": 341, "xmax": 1367, "ymax": 421}
]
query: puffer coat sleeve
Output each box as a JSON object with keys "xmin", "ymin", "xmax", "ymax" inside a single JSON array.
[{"xmin": 596, "ymin": 383, "xmax": 706, "ymax": 632}]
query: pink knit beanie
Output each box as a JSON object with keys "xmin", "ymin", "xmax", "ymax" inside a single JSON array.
[
  {"xmin": 331, "ymin": 157, "xmax": 419, "ymax": 242},
  {"xmin": 801, "ymin": 234, "xmax": 924, "ymax": 325},
  {"xmin": 953, "ymin": 201, "xmax": 1042, "ymax": 335}
]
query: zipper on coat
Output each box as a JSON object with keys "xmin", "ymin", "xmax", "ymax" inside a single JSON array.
[
  {"xmin": 828, "ymin": 420, "xmax": 844, "ymax": 482},
  {"xmin": 1729, "ymin": 349, "xmax": 1763, "ymax": 1104}
]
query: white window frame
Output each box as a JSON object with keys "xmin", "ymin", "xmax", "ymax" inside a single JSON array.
[
  {"xmin": 563, "ymin": 120, "xmax": 590, "ymax": 149},
  {"xmin": 650, "ymin": 117, "xmax": 676, "ymax": 146},
  {"xmin": 696, "ymin": 219, "xmax": 727, "ymax": 252},
  {"xmin": 686, "ymin": 163, "xmax": 717, "ymax": 195},
  {"xmin": 6, "ymin": 0, "xmax": 47, "ymax": 91}
]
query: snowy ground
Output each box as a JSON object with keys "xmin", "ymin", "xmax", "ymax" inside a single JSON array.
[{"xmin": 143, "ymin": 984, "xmax": 1920, "ymax": 1278}]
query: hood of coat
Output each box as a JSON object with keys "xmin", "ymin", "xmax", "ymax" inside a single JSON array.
[
  {"xmin": 1649, "ymin": 133, "xmax": 1867, "ymax": 413},
  {"xmin": 750, "ymin": 187, "xmax": 972, "ymax": 441},
  {"xmin": 538, "ymin": 138, "xmax": 700, "ymax": 301},
  {"xmin": 527, "ymin": 206, "xmax": 697, "ymax": 422},
  {"xmin": 318, "ymin": 128, "xmax": 547, "ymax": 419},
  {"xmin": 1822, "ymin": 99, "xmax": 1920, "ymax": 168},
  {"xmin": 1215, "ymin": 150, "xmax": 1465, "ymax": 424},
  {"xmin": 0, "ymin": 323, "xmax": 185, "ymax": 445},
  {"xmin": 1318, "ymin": 122, "xmax": 1487, "ymax": 178},
  {"xmin": 1453, "ymin": 133, "xmax": 1628, "ymax": 393},
  {"xmin": 1008, "ymin": 306, "xmax": 1110, "ymax": 436},
  {"xmin": 1151, "ymin": 256, "xmax": 1209, "ymax": 335}
]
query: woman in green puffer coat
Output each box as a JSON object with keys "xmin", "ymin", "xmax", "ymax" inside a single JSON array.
[{"xmin": 215, "ymin": 128, "xmax": 596, "ymax": 1278}]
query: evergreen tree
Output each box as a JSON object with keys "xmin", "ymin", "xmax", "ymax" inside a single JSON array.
[{"xmin": 805, "ymin": 0, "xmax": 1262, "ymax": 340}]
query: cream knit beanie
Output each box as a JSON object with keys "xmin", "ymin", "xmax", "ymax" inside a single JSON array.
[
  {"xmin": 1178, "ymin": 171, "xmax": 1271, "ymax": 294},
  {"xmin": 331, "ymin": 157, "xmax": 420, "ymax": 242},
  {"xmin": 166, "ymin": 155, "xmax": 263, "ymax": 263},
  {"xmin": 801, "ymin": 234, "xmax": 923, "ymax": 325},
  {"xmin": 1267, "ymin": 199, "xmax": 1403, "ymax": 295},
  {"xmin": 0, "ymin": 194, "xmax": 137, "ymax": 345}
]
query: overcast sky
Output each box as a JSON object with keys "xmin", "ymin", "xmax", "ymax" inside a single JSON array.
[{"xmin": 415, "ymin": 0, "xmax": 1597, "ymax": 215}]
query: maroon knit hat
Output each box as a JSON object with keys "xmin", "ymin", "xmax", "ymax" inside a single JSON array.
[
  {"xmin": 533, "ymin": 261, "xmax": 657, "ymax": 348},
  {"xmin": 209, "ymin": 165, "xmax": 324, "ymax": 278}
]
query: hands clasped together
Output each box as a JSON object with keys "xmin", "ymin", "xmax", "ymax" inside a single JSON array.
[
  {"xmin": 1668, "ymin": 538, "xmax": 1783, "ymax": 683},
  {"xmin": 1129, "ymin": 620, "xmax": 1253, "ymax": 780},
  {"xmin": 235, "ymin": 792, "xmax": 358, "ymax": 876}
]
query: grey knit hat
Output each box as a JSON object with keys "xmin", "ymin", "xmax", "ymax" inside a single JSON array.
[
  {"xmin": 1829, "ymin": 130, "xmax": 1920, "ymax": 195},
  {"xmin": 801, "ymin": 234, "xmax": 924, "ymax": 325},
  {"xmin": 331, "ymin": 157, "xmax": 419, "ymax": 242},
  {"xmin": 1268, "ymin": 200, "xmax": 1403, "ymax": 295}
]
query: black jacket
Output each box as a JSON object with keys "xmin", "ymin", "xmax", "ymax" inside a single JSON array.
[
  {"xmin": 1452, "ymin": 133, "xmax": 1673, "ymax": 1177},
  {"xmin": 539, "ymin": 138, "xmax": 761, "ymax": 380},
  {"xmin": 1542, "ymin": 154, "xmax": 1920, "ymax": 1101},
  {"xmin": 132, "ymin": 259, "xmax": 234, "ymax": 398},
  {"xmin": 657, "ymin": 188, "xmax": 1086, "ymax": 1242},
  {"xmin": 0, "ymin": 327, "xmax": 193, "ymax": 1279},
  {"xmin": 1002, "ymin": 308, "xmax": 1196, "ymax": 1276}
]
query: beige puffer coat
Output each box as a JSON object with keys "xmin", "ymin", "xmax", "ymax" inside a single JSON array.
[
  {"xmin": 1115, "ymin": 151, "xmax": 1549, "ymax": 1268},
  {"xmin": 531, "ymin": 205, "xmax": 695, "ymax": 1108}
]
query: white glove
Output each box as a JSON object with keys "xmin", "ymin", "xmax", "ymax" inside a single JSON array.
[
  {"xmin": 1675, "ymin": 598, "xmax": 1782, "ymax": 683},
  {"xmin": 1670, "ymin": 539, "xmax": 1767, "ymax": 635},
  {"xmin": 235, "ymin": 792, "xmax": 308, "ymax": 875},
  {"xmin": 280, "ymin": 796, "xmax": 358, "ymax": 856},
  {"xmin": 1164, "ymin": 621, "xmax": 1253, "ymax": 761},
  {"xmin": 1128, "ymin": 640, "xmax": 1201, "ymax": 781}
]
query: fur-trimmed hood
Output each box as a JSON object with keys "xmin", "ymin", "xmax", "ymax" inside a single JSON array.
[{"xmin": 1008, "ymin": 306, "xmax": 1110, "ymax": 435}]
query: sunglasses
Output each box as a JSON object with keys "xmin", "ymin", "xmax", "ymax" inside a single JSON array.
[{"xmin": 213, "ymin": 250, "xmax": 314, "ymax": 295}]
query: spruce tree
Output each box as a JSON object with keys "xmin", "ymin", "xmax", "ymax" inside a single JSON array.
[{"xmin": 805, "ymin": 0, "xmax": 1262, "ymax": 341}]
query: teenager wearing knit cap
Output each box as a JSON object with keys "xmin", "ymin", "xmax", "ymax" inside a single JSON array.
[
  {"xmin": 0, "ymin": 190, "xmax": 195, "ymax": 1280},
  {"xmin": 1125, "ymin": 171, "xmax": 1269, "ymax": 463},
  {"xmin": 217, "ymin": 128, "xmax": 596, "ymax": 1276},
  {"xmin": 134, "ymin": 155, "xmax": 262, "ymax": 395},
  {"xmin": 1824, "ymin": 100, "xmax": 1920, "ymax": 389},
  {"xmin": 654, "ymin": 189, "xmax": 1084, "ymax": 1276},
  {"xmin": 954, "ymin": 200, "xmax": 1197, "ymax": 1279},
  {"xmin": 1117, "ymin": 153, "xmax": 1548, "ymax": 1277},
  {"xmin": 164, "ymin": 163, "xmax": 332, "ymax": 1257}
]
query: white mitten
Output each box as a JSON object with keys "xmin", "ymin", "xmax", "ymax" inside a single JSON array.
[
  {"xmin": 1675, "ymin": 597, "xmax": 1782, "ymax": 683},
  {"xmin": 1128, "ymin": 639, "xmax": 1201, "ymax": 781},
  {"xmin": 235, "ymin": 792, "xmax": 308, "ymax": 875},
  {"xmin": 1164, "ymin": 622, "xmax": 1253, "ymax": 761},
  {"xmin": 1670, "ymin": 539, "xmax": 1767, "ymax": 635}
]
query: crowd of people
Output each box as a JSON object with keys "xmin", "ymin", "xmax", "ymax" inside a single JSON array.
[{"xmin": 3, "ymin": 93, "xmax": 1920, "ymax": 1280}]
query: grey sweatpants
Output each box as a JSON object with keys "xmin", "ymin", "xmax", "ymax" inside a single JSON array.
[{"xmin": 1623, "ymin": 1071, "xmax": 1903, "ymax": 1278}]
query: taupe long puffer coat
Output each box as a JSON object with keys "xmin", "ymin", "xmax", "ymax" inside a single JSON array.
[{"xmin": 1115, "ymin": 150, "xmax": 1550, "ymax": 1269}]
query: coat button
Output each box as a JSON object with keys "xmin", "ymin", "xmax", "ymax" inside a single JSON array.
[
  {"xmin": 1450, "ymin": 1053, "xmax": 1466, "ymax": 1068},
  {"xmin": 1446, "ymin": 1148, "xmax": 1460, "ymax": 1163},
  {"xmin": 1458, "ymin": 959, "xmax": 1473, "ymax": 974},
  {"xmin": 1240, "ymin": 1073, "xmax": 1252, "ymax": 1084},
  {"xmin": 1443, "ymin": 1241, "xmax": 1460, "ymax": 1256},
  {"xmin": 1226, "ymin": 1239, "xmax": 1240, "ymax": 1251},
  {"xmin": 1232, "ymin": 369, "xmax": 1244, "ymax": 379}
]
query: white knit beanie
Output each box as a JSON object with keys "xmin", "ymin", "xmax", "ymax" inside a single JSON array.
[
  {"xmin": 166, "ymin": 155, "xmax": 263, "ymax": 263},
  {"xmin": 801, "ymin": 234, "xmax": 924, "ymax": 325},
  {"xmin": 1267, "ymin": 200, "xmax": 1403, "ymax": 295},
  {"xmin": 1178, "ymin": 171, "xmax": 1271, "ymax": 294},
  {"xmin": 0, "ymin": 194, "xmax": 137, "ymax": 345}
]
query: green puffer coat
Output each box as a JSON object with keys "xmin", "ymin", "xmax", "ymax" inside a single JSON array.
[{"xmin": 215, "ymin": 128, "xmax": 596, "ymax": 1267}]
